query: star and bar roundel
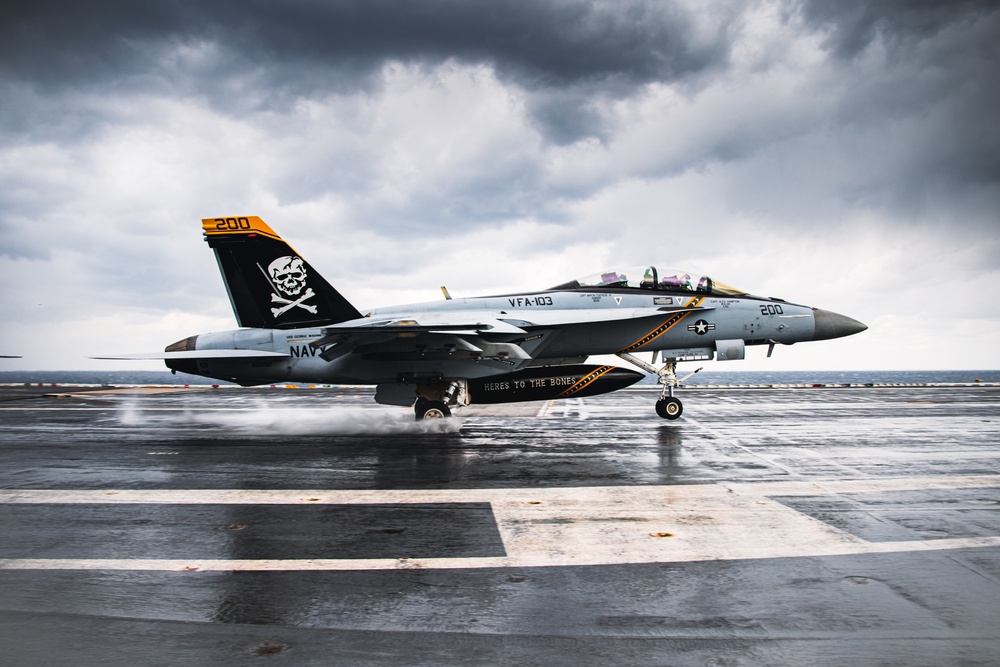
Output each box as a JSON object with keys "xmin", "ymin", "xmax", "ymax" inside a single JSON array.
[{"xmin": 688, "ymin": 319, "xmax": 716, "ymax": 335}]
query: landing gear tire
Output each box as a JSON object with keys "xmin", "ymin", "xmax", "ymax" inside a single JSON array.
[
  {"xmin": 415, "ymin": 400, "xmax": 451, "ymax": 421},
  {"xmin": 655, "ymin": 397, "xmax": 683, "ymax": 420}
]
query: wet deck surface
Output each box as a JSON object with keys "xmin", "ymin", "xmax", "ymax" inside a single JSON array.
[{"xmin": 1, "ymin": 383, "xmax": 999, "ymax": 666}]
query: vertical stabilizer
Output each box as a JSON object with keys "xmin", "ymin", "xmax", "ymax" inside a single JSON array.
[{"xmin": 202, "ymin": 216, "xmax": 363, "ymax": 329}]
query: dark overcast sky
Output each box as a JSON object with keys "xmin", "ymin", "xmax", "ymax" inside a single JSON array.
[{"xmin": 2, "ymin": 0, "xmax": 998, "ymax": 369}]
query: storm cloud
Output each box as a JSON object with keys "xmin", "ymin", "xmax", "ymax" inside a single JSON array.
[{"xmin": 1, "ymin": 0, "xmax": 998, "ymax": 370}]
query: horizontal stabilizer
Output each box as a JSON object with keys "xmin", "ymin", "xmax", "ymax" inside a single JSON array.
[{"xmin": 91, "ymin": 350, "xmax": 290, "ymax": 361}]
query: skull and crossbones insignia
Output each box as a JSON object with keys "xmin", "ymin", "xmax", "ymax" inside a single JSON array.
[{"xmin": 266, "ymin": 256, "xmax": 318, "ymax": 317}]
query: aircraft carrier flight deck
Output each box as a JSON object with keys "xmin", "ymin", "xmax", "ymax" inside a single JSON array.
[{"xmin": 1, "ymin": 382, "xmax": 999, "ymax": 666}]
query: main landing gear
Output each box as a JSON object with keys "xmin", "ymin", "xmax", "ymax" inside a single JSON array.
[
  {"xmin": 413, "ymin": 381, "xmax": 467, "ymax": 421},
  {"xmin": 617, "ymin": 353, "xmax": 701, "ymax": 421},
  {"xmin": 414, "ymin": 398, "xmax": 451, "ymax": 420}
]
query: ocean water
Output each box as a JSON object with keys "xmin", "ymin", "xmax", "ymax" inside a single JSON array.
[
  {"xmin": 680, "ymin": 369, "xmax": 1000, "ymax": 385},
  {"xmin": 1, "ymin": 369, "xmax": 998, "ymax": 387}
]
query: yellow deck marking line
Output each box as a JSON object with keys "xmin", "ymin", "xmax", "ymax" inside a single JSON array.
[
  {"xmin": 619, "ymin": 296, "xmax": 705, "ymax": 353},
  {"xmin": 1, "ymin": 476, "xmax": 997, "ymax": 571}
]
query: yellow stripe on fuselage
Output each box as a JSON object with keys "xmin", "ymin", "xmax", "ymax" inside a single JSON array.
[
  {"xmin": 556, "ymin": 365, "xmax": 615, "ymax": 399},
  {"xmin": 618, "ymin": 296, "xmax": 705, "ymax": 353}
]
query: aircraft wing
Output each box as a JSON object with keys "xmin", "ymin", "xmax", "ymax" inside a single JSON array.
[
  {"xmin": 94, "ymin": 308, "xmax": 712, "ymax": 364},
  {"xmin": 312, "ymin": 316, "xmax": 527, "ymax": 347},
  {"xmin": 309, "ymin": 307, "xmax": 712, "ymax": 363},
  {"xmin": 315, "ymin": 306, "xmax": 709, "ymax": 341},
  {"xmin": 91, "ymin": 350, "xmax": 291, "ymax": 360},
  {"xmin": 309, "ymin": 316, "xmax": 531, "ymax": 363}
]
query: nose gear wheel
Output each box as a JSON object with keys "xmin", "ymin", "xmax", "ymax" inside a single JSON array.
[
  {"xmin": 616, "ymin": 352, "xmax": 700, "ymax": 420},
  {"xmin": 655, "ymin": 396, "xmax": 683, "ymax": 420}
]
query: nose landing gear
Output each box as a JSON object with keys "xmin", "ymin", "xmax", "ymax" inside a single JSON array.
[
  {"xmin": 655, "ymin": 395, "xmax": 683, "ymax": 420},
  {"xmin": 617, "ymin": 352, "xmax": 700, "ymax": 420}
]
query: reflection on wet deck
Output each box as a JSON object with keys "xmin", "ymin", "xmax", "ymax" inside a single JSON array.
[{"xmin": 1, "ymin": 383, "xmax": 998, "ymax": 666}]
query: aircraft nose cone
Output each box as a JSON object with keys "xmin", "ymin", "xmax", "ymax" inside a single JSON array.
[{"xmin": 812, "ymin": 309, "xmax": 868, "ymax": 341}]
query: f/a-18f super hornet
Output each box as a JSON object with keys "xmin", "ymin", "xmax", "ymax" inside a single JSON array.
[{"xmin": 99, "ymin": 217, "xmax": 866, "ymax": 420}]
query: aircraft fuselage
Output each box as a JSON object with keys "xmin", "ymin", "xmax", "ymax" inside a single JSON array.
[{"xmin": 174, "ymin": 288, "xmax": 831, "ymax": 386}]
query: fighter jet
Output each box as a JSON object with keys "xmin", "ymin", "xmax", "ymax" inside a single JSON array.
[{"xmin": 97, "ymin": 216, "xmax": 866, "ymax": 420}]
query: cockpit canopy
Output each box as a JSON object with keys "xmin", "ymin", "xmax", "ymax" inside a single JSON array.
[{"xmin": 550, "ymin": 267, "xmax": 746, "ymax": 297}]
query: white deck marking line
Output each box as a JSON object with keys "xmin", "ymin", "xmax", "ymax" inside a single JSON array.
[
  {"xmin": 1, "ymin": 477, "xmax": 997, "ymax": 571},
  {"xmin": 5, "ymin": 537, "xmax": 1000, "ymax": 572}
]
